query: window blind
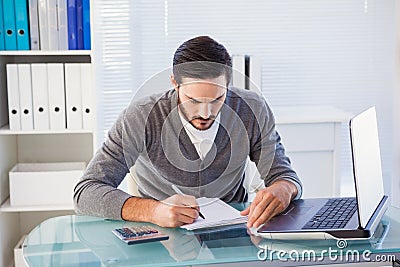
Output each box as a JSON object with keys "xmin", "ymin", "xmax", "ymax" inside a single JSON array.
[
  {"xmin": 93, "ymin": 0, "xmax": 396, "ymax": 194},
  {"xmin": 92, "ymin": 0, "xmax": 134, "ymax": 141}
]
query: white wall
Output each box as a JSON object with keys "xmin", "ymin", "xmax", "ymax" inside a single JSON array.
[
  {"xmin": 0, "ymin": 213, "xmax": 19, "ymax": 267},
  {"xmin": 392, "ymin": 1, "xmax": 400, "ymax": 208},
  {"xmin": 0, "ymin": 136, "xmax": 19, "ymax": 267},
  {"xmin": 392, "ymin": 87, "xmax": 400, "ymax": 207}
]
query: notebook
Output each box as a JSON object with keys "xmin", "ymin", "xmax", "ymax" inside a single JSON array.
[
  {"xmin": 180, "ymin": 197, "xmax": 247, "ymax": 230},
  {"xmin": 256, "ymin": 106, "xmax": 389, "ymax": 240}
]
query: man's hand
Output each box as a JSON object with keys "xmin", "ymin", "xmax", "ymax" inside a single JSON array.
[
  {"xmin": 121, "ymin": 194, "xmax": 200, "ymax": 228},
  {"xmin": 240, "ymin": 179, "xmax": 297, "ymax": 228},
  {"xmin": 153, "ymin": 194, "xmax": 200, "ymax": 227}
]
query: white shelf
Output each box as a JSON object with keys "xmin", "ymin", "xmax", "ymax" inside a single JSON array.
[
  {"xmin": 0, "ymin": 50, "xmax": 91, "ymax": 56},
  {"xmin": 0, "ymin": 198, "xmax": 74, "ymax": 212},
  {"xmin": 0, "ymin": 124, "xmax": 93, "ymax": 135},
  {"xmin": 274, "ymin": 106, "xmax": 352, "ymax": 124}
]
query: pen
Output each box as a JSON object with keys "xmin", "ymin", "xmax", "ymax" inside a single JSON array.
[{"xmin": 171, "ymin": 184, "xmax": 206, "ymax": 219}]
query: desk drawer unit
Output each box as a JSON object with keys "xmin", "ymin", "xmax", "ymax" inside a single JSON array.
[{"xmin": 276, "ymin": 122, "xmax": 338, "ymax": 198}]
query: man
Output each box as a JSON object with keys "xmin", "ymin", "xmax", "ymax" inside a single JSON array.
[{"xmin": 74, "ymin": 36, "xmax": 302, "ymax": 229}]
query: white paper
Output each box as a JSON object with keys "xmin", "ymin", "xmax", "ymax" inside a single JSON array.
[{"xmin": 180, "ymin": 198, "xmax": 247, "ymax": 230}]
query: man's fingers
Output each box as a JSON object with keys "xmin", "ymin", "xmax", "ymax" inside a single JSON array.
[
  {"xmin": 156, "ymin": 194, "xmax": 203, "ymax": 227},
  {"xmin": 177, "ymin": 216, "xmax": 193, "ymax": 225},
  {"xmin": 178, "ymin": 206, "xmax": 199, "ymax": 220},
  {"xmin": 247, "ymin": 192, "xmax": 272, "ymax": 225},
  {"xmin": 164, "ymin": 194, "xmax": 200, "ymax": 211},
  {"xmin": 240, "ymin": 206, "xmax": 250, "ymax": 216},
  {"xmin": 248, "ymin": 197, "xmax": 286, "ymax": 228},
  {"xmin": 244, "ymin": 181, "xmax": 295, "ymax": 228},
  {"xmin": 173, "ymin": 203, "xmax": 200, "ymax": 226},
  {"xmin": 247, "ymin": 197, "xmax": 270, "ymax": 227},
  {"xmin": 178, "ymin": 194, "xmax": 200, "ymax": 210},
  {"xmin": 247, "ymin": 193, "xmax": 262, "ymax": 223},
  {"xmin": 252, "ymin": 200, "xmax": 280, "ymax": 228}
]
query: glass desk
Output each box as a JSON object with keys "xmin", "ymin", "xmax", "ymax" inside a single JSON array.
[{"xmin": 23, "ymin": 206, "xmax": 400, "ymax": 267}]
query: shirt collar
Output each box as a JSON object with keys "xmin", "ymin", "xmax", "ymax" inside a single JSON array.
[{"xmin": 179, "ymin": 112, "xmax": 220, "ymax": 143}]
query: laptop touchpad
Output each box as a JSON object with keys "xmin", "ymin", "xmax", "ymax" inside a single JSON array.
[{"xmin": 282, "ymin": 204, "xmax": 312, "ymax": 216}]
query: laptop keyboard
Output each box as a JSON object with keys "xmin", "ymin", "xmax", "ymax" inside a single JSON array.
[{"xmin": 302, "ymin": 198, "xmax": 357, "ymax": 230}]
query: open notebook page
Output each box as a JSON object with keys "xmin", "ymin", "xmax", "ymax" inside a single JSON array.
[{"xmin": 180, "ymin": 197, "xmax": 247, "ymax": 230}]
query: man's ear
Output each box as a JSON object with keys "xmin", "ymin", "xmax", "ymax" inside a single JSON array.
[{"xmin": 171, "ymin": 75, "xmax": 179, "ymax": 91}]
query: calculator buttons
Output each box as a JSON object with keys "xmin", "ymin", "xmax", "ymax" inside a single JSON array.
[{"xmin": 112, "ymin": 226, "xmax": 169, "ymax": 245}]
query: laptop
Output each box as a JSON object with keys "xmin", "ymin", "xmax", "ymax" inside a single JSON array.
[{"xmin": 257, "ymin": 106, "xmax": 389, "ymax": 240}]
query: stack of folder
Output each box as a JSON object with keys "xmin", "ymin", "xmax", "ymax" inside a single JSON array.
[
  {"xmin": 0, "ymin": 0, "xmax": 91, "ymax": 50},
  {"xmin": 6, "ymin": 63, "xmax": 94, "ymax": 131}
]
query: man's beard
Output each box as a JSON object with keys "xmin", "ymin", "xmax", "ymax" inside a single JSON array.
[{"xmin": 178, "ymin": 103, "xmax": 217, "ymax": 131}]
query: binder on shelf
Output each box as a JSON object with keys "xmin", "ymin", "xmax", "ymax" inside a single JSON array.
[
  {"xmin": 0, "ymin": 0, "xmax": 5, "ymax": 50},
  {"xmin": 82, "ymin": 0, "xmax": 90, "ymax": 50},
  {"xmin": 81, "ymin": 63, "xmax": 94, "ymax": 130},
  {"xmin": 76, "ymin": 0, "xmax": 83, "ymax": 49},
  {"xmin": 28, "ymin": 0, "xmax": 40, "ymax": 50},
  {"xmin": 67, "ymin": 0, "xmax": 77, "ymax": 50},
  {"xmin": 65, "ymin": 63, "xmax": 82, "ymax": 129},
  {"xmin": 249, "ymin": 56, "xmax": 262, "ymax": 92},
  {"xmin": 17, "ymin": 64, "xmax": 34, "ymax": 130},
  {"xmin": 47, "ymin": 63, "xmax": 66, "ymax": 130},
  {"xmin": 232, "ymin": 55, "xmax": 245, "ymax": 89},
  {"xmin": 57, "ymin": 0, "xmax": 68, "ymax": 50},
  {"xmin": 31, "ymin": 64, "xmax": 49, "ymax": 130},
  {"xmin": 37, "ymin": 0, "xmax": 49, "ymax": 50},
  {"xmin": 0, "ymin": 71, "xmax": 7, "ymax": 127},
  {"xmin": 14, "ymin": 0, "xmax": 30, "ymax": 50},
  {"xmin": 3, "ymin": 0, "xmax": 17, "ymax": 50},
  {"xmin": 6, "ymin": 64, "xmax": 21, "ymax": 130},
  {"xmin": 232, "ymin": 55, "xmax": 262, "ymax": 91},
  {"xmin": 46, "ymin": 0, "xmax": 59, "ymax": 50}
]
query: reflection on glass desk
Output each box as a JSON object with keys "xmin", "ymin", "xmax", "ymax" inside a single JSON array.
[{"xmin": 23, "ymin": 206, "xmax": 400, "ymax": 267}]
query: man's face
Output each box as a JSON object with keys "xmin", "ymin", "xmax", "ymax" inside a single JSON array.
[{"xmin": 173, "ymin": 75, "xmax": 227, "ymax": 131}]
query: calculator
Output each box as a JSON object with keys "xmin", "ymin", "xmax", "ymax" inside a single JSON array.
[{"xmin": 112, "ymin": 226, "xmax": 169, "ymax": 245}]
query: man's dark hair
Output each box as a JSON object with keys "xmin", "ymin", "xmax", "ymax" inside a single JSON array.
[{"xmin": 173, "ymin": 36, "xmax": 232, "ymax": 86}]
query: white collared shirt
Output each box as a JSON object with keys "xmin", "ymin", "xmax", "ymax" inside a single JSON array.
[{"xmin": 179, "ymin": 113, "xmax": 221, "ymax": 160}]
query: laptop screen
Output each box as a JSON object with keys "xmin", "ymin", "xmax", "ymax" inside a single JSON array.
[{"xmin": 350, "ymin": 107, "xmax": 385, "ymax": 228}]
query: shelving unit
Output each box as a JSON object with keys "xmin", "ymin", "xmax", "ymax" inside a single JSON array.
[
  {"xmin": 0, "ymin": 199, "xmax": 74, "ymax": 212},
  {"xmin": 0, "ymin": 124, "xmax": 93, "ymax": 135},
  {"xmin": 0, "ymin": 50, "xmax": 91, "ymax": 56},
  {"xmin": 0, "ymin": 50, "xmax": 96, "ymax": 267}
]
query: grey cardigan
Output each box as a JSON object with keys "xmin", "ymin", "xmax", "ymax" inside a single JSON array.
[{"xmin": 74, "ymin": 87, "xmax": 302, "ymax": 220}]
